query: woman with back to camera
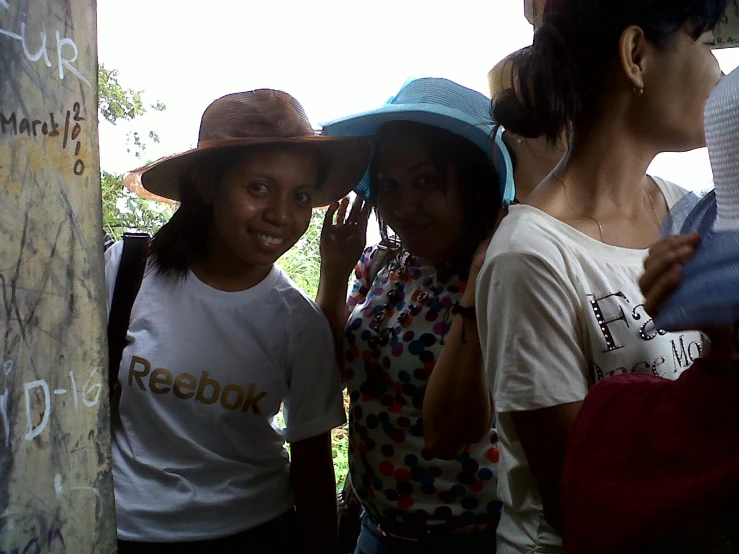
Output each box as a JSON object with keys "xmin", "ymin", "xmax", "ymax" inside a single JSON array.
[{"xmin": 473, "ymin": 1, "xmax": 725, "ymax": 552}]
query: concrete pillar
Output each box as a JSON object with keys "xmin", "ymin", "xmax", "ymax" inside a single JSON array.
[
  {"xmin": 0, "ymin": 0, "xmax": 116, "ymax": 552},
  {"xmin": 716, "ymin": 0, "xmax": 739, "ymax": 48}
]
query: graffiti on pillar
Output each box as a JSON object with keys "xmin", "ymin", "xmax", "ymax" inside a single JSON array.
[
  {"xmin": 715, "ymin": 0, "xmax": 739, "ymax": 49},
  {"xmin": 0, "ymin": 0, "xmax": 116, "ymax": 553}
]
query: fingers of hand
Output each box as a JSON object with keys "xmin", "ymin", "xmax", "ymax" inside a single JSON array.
[
  {"xmin": 640, "ymin": 234, "xmax": 699, "ymax": 294},
  {"xmin": 643, "ymin": 234, "xmax": 699, "ymax": 271},
  {"xmin": 643, "ymin": 264, "xmax": 684, "ymax": 317},
  {"xmin": 356, "ymin": 202, "xmax": 372, "ymax": 232},
  {"xmin": 336, "ymin": 197, "xmax": 350, "ymax": 224},
  {"xmin": 347, "ymin": 197, "xmax": 365, "ymax": 224},
  {"xmin": 323, "ymin": 202, "xmax": 340, "ymax": 230}
]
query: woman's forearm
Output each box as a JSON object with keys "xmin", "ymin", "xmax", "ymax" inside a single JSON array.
[
  {"xmin": 423, "ymin": 295, "xmax": 492, "ymax": 460},
  {"xmin": 291, "ymin": 433, "xmax": 338, "ymax": 553},
  {"xmin": 316, "ymin": 268, "xmax": 350, "ymax": 381}
]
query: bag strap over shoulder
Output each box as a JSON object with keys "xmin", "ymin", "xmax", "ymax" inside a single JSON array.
[{"xmin": 107, "ymin": 233, "xmax": 149, "ymax": 406}]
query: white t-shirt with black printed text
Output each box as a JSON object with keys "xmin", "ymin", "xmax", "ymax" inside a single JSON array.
[{"xmin": 476, "ymin": 177, "xmax": 704, "ymax": 554}]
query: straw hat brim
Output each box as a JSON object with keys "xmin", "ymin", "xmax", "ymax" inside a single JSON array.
[
  {"xmin": 488, "ymin": 55, "xmax": 515, "ymax": 102},
  {"xmin": 122, "ymin": 175, "xmax": 179, "ymax": 204},
  {"xmin": 122, "ymin": 136, "xmax": 371, "ymax": 208}
]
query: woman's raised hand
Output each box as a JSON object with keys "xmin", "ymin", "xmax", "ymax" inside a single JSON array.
[
  {"xmin": 320, "ymin": 196, "xmax": 370, "ymax": 279},
  {"xmin": 639, "ymin": 233, "xmax": 700, "ymax": 317}
]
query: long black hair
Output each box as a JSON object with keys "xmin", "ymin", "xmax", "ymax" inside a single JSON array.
[
  {"xmin": 493, "ymin": 0, "xmax": 726, "ymax": 144},
  {"xmin": 149, "ymin": 151, "xmax": 244, "ymax": 279},
  {"xmin": 368, "ymin": 121, "xmax": 501, "ymax": 268}
]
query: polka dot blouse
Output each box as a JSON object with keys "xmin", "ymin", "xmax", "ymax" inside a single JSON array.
[{"xmin": 344, "ymin": 245, "xmax": 501, "ymax": 525}]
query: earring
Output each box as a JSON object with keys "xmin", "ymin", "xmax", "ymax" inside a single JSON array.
[{"xmin": 634, "ymin": 86, "xmax": 644, "ymax": 97}]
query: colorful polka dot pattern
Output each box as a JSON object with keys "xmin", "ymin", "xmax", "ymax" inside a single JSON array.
[{"xmin": 344, "ymin": 246, "xmax": 501, "ymax": 525}]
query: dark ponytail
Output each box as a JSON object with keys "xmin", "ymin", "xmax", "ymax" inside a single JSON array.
[
  {"xmin": 492, "ymin": 0, "xmax": 727, "ymax": 144},
  {"xmin": 493, "ymin": 25, "xmax": 580, "ymax": 144}
]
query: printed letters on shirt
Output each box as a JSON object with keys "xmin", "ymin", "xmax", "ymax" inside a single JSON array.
[
  {"xmin": 587, "ymin": 291, "xmax": 702, "ymax": 383},
  {"xmin": 128, "ymin": 356, "xmax": 267, "ymax": 413}
]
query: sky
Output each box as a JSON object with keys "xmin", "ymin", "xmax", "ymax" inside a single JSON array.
[{"xmin": 97, "ymin": 0, "xmax": 739, "ymax": 197}]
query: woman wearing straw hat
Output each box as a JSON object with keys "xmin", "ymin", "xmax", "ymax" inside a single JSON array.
[
  {"xmin": 559, "ymin": 66, "xmax": 739, "ymax": 554},
  {"xmin": 475, "ymin": 0, "xmax": 726, "ymax": 552},
  {"xmin": 108, "ymin": 89, "xmax": 370, "ymax": 553},
  {"xmin": 318, "ymin": 77, "xmax": 509, "ymax": 553}
]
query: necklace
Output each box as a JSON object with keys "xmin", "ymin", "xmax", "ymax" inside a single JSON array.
[
  {"xmin": 552, "ymin": 174, "xmax": 604, "ymax": 241},
  {"xmin": 551, "ymin": 174, "xmax": 661, "ymax": 243}
]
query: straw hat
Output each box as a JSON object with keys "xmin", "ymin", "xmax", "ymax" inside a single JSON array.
[
  {"xmin": 488, "ymin": 52, "xmax": 516, "ymax": 102},
  {"xmin": 524, "ymin": 0, "xmax": 547, "ymax": 28},
  {"xmin": 655, "ymin": 67, "xmax": 739, "ymax": 330},
  {"xmin": 122, "ymin": 89, "xmax": 371, "ymax": 208}
]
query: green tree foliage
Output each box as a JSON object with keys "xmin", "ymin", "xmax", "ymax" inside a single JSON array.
[
  {"xmin": 101, "ymin": 171, "xmax": 175, "ymax": 241},
  {"xmin": 98, "ymin": 64, "xmax": 165, "ymax": 159},
  {"xmin": 98, "ymin": 64, "xmax": 173, "ymax": 241},
  {"xmin": 276, "ymin": 210, "xmax": 324, "ymax": 298}
]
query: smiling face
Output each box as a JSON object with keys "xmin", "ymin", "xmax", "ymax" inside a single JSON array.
[
  {"xmin": 206, "ymin": 145, "xmax": 320, "ymax": 270},
  {"xmin": 373, "ymin": 131, "xmax": 467, "ymax": 264}
]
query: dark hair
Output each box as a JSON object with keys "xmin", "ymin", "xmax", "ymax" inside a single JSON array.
[
  {"xmin": 149, "ymin": 151, "xmax": 242, "ymax": 279},
  {"xmin": 368, "ymin": 121, "xmax": 501, "ymax": 266},
  {"xmin": 150, "ymin": 145, "xmax": 330, "ymax": 279},
  {"xmin": 493, "ymin": 0, "xmax": 726, "ymax": 144}
]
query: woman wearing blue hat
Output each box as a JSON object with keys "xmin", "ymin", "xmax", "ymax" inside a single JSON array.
[
  {"xmin": 474, "ymin": 0, "xmax": 725, "ymax": 552},
  {"xmin": 318, "ymin": 77, "xmax": 508, "ymax": 553}
]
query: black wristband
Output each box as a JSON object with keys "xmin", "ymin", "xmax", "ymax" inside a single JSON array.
[{"xmin": 452, "ymin": 302, "xmax": 476, "ymax": 322}]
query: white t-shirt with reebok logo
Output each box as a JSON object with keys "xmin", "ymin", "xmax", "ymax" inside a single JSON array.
[
  {"xmin": 476, "ymin": 178, "xmax": 705, "ymax": 554},
  {"xmin": 105, "ymin": 242, "xmax": 346, "ymax": 542}
]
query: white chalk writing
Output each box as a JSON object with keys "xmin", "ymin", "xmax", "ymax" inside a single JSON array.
[
  {"xmin": 0, "ymin": 388, "xmax": 8, "ymax": 447},
  {"xmin": 81, "ymin": 367, "xmax": 101, "ymax": 408},
  {"xmin": 0, "ymin": 7, "xmax": 90, "ymax": 87},
  {"xmin": 0, "ymin": 367, "xmax": 102, "ymax": 443},
  {"xmin": 24, "ymin": 380, "xmax": 50, "ymax": 440}
]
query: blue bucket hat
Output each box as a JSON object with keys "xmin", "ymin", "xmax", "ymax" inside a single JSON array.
[
  {"xmin": 321, "ymin": 77, "xmax": 515, "ymax": 207},
  {"xmin": 655, "ymin": 67, "xmax": 739, "ymax": 331}
]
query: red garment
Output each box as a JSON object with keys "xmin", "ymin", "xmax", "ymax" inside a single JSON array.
[{"xmin": 561, "ymin": 359, "xmax": 739, "ymax": 553}]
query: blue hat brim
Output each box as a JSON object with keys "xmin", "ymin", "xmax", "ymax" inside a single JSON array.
[
  {"xmin": 654, "ymin": 228, "xmax": 739, "ymax": 331},
  {"xmin": 322, "ymin": 104, "xmax": 515, "ymax": 206}
]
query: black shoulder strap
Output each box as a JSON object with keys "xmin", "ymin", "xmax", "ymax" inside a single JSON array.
[{"xmin": 107, "ymin": 233, "xmax": 149, "ymax": 403}]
